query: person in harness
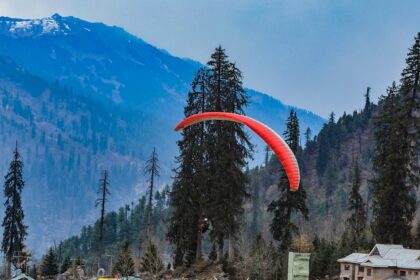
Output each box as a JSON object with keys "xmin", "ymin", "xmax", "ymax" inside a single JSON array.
[{"xmin": 198, "ymin": 217, "xmax": 209, "ymax": 233}]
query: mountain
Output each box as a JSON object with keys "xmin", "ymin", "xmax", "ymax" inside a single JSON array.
[{"xmin": 0, "ymin": 14, "xmax": 325, "ymax": 256}]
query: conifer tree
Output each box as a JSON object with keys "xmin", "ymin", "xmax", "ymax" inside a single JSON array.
[
  {"xmin": 364, "ymin": 87, "xmax": 372, "ymax": 119},
  {"xmin": 401, "ymin": 33, "xmax": 420, "ymax": 118},
  {"xmin": 268, "ymin": 110, "xmax": 308, "ymax": 251},
  {"xmin": 371, "ymin": 82, "xmax": 417, "ymax": 244},
  {"xmin": 113, "ymin": 243, "xmax": 135, "ymax": 277},
  {"xmin": 400, "ymin": 32, "xmax": 420, "ymax": 183},
  {"xmin": 304, "ymin": 127, "xmax": 312, "ymax": 149},
  {"xmin": 95, "ymin": 170, "xmax": 110, "ymax": 260},
  {"xmin": 145, "ymin": 148, "xmax": 160, "ymax": 243},
  {"xmin": 169, "ymin": 46, "xmax": 252, "ymax": 264},
  {"xmin": 142, "ymin": 242, "xmax": 164, "ymax": 275},
  {"xmin": 167, "ymin": 68, "xmax": 208, "ymax": 265},
  {"xmin": 60, "ymin": 256, "xmax": 72, "ymax": 273},
  {"xmin": 41, "ymin": 248, "xmax": 59, "ymax": 277},
  {"xmin": 205, "ymin": 46, "xmax": 252, "ymax": 262},
  {"xmin": 2, "ymin": 143, "xmax": 27, "ymax": 275},
  {"xmin": 264, "ymin": 145, "xmax": 271, "ymax": 166},
  {"xmin": 346, "ymin": 159, "xmax": 366, "ymax": 249}
]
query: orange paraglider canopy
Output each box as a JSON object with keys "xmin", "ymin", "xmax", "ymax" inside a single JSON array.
[{"xmin": 175, "ymin": 112, "xmax": 300, "ymax": 191}]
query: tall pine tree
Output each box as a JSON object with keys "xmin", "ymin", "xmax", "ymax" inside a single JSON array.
[
  {"xmin": 371, "ymin": 82, "xmax": 417, "ymax": 244},
  {"xmin": 346, "ymin": 159, "xmax": 366, "ymax": 249},
  {"xmin": 2, "ymin": 143, "xmax": 27, "ymax": 276},
  {"xmin": 205, "ymin": 46, "xmax": 252, "ymax": 262},
  {"xmin": 168, "ymin": 47, "xmax": 252, "ymax": 264},
  {"xmin": 268, "ymin": 110, "xmax": 308, "ymax": 251},
  {"xmin": 167, "ymin": 68, "xmax": 209, "ymax": 266}
]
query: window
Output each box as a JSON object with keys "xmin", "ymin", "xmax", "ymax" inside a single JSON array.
[
  {"xmin": 359, "ymin": 267, "xmax": 364, "ymax": 272},
  {"xmin": 367, "ymin": 269, "xmax": 372, "ymax": 276},
  {"xmin": 344, "ymin": 265, "xmax": 350, "ymax": 271},
  {"xmin": 409, "ymin": 271, "xmax": 412, "ymax": 275},
  {"xmin": 415, "ymin": 272, "xmax": 418, "ymax": 276},
  {"xmin": 400, "ymin": 271, "xmax": 406, "ymax": 276},
  {"xmin": 394, "ymin": 270, "xmax": 398, "ymax": 274}
]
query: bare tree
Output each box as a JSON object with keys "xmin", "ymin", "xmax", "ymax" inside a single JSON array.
[
  {"xmin": 95, "ymin": 170, "xmax": 110, "ymax": 261},
  {"xmin": 144, "ymin": 148, "xmax": 160, "ymax": 243}
]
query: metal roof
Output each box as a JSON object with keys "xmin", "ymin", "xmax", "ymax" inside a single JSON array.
[
  {"xmin": 369, "ymin": 244, "xmax": 404, "ymax": 257},
  {"xmin": 11, "ymin": 274, "xmax": 34, "ymax": 280},
  {"xmin": 338, "ymin": 253, "xmax": 369, "ymax": 263},
  {"xmin": 339, "ymin": 244, "xmax": 420, "ymax": 270}
]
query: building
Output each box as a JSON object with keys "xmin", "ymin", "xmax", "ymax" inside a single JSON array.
[{"xmin": 338, "ymin": 244, "xmax": 420, "ymax": 280}]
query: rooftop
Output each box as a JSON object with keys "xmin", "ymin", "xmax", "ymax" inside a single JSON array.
[{"xmin": 338, "ymin": 244, "xmax": 420, "ymax": 270}]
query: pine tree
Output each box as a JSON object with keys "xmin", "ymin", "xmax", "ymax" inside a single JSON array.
[
  {"xmin": 167, "ymin": 68, "xmax": 208, "ymax": 266},
  {"xmin": 304, "ymin": 127, "xmax": 312, "ymax": 149},
  {"xmin": 400, "ymin": 32, "xmax": 420, "ymax": 184},
  {"xmin": 60, "ymin": 256, "xmax": 72, "ymax": 273},
  {"xmin": 142, "ymin": 242, "xmax": 164, "ymax": 275},
  {"xmin": 145, "ymin": 148, "xmax": 160, "ymax": 243},
  {"xmin": 328, "ymin": 112, "xmax": 335, "ymax": 124},
  {"xmin": 401, "ymin": 33, "xmax": 420, "ymax": 117},
  {"xmin": 268, "ymin": 110, "xmax": 308, "ymax": 251},
  {"xmin": 264, "ymin": 145, "xmax": 271, "ymax": 166},
  {"xmin": 113, "ymin": 242, "xmax": 134, "ymax": 277},
  {"xmin": 95, "ymin": 170, "xmax": 110, "ymax": 259},
  {"xmin": 364, "ymin": 87, "xmax": 372, "ymax": 119},
  {"xmin": 205, "ymin": 46, "xmax": 253, "ymax": 262},
  {"xmin": 2, "ymin": 143, "xmax": 27, "ymax": 275},
  {"xmin": 168, "ymin": 46, "xmax": 252, "ymax": 264},
  {"xmin": 41, "ymin": 247, "xmax": 59, "ymax": 277},
  {"xmin": 346, "ymin": 159, "xmax": 366, "ymax": 249},
  {"xmin": 371, "ymin": 82, "xmax": 417, "ymax": 244}
]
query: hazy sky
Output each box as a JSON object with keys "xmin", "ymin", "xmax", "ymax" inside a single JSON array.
[{"xmin": 1, "ymin": 0, "xmax": 419, "ymax": 117}]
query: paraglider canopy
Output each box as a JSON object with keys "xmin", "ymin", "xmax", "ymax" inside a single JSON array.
[{"xmin": 175, "ymin": 112, "xmax": 300, "ymax": 191}]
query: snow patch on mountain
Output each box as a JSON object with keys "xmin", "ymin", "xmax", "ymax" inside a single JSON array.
[{"xmin": 9, "ymin": 18, "xmax": 60, "ymax": 35}]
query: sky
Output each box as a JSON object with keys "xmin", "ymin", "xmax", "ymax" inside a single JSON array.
[{"xmin": 0, "ymin": 0, "xmax": 419, "ymax": 117}]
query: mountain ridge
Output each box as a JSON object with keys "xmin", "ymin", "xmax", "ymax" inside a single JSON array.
[{"xmin": 0, "ymin": 14, "xmax": 325, "ymax": 256}]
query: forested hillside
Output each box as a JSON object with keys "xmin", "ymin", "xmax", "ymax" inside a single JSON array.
[
  {"xmin": 0, "ymin": 14, "xmax": 325, "ymax": 255},
  {"xmin": 0, "ymin": 55, "xmax": 160, "ymax": 254},
  {"xmin": 245, "ymin": 94, "xmax": 377, "ymax": 242}
]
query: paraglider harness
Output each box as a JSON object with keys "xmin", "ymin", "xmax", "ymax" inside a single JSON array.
[{"xmin": 198, "ymin": 217, "xmax": 209, "ymax": 233}]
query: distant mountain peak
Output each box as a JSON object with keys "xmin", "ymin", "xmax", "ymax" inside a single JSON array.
[
  {"xmin": 0, "ymin": 14, "xmax": 69, "ymax": 37},
  {"xmin": 51, "ymin": 13, "xmax": 62, "ymax": 20}
]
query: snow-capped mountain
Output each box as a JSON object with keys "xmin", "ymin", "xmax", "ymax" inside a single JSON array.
[{"xmin": 0, "ymin": 14, "xmax": 325, "ymax": 255}]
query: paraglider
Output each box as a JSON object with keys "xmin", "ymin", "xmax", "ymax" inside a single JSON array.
[
  {"xmin": 198, "ymin": 217, "xmax": 210, "ymax": 233},
  {"xmin": 175, "ymin": 112, "xmax": 300, "ymax": 191}
]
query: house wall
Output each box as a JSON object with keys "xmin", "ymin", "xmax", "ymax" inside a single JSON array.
[
  {"xmin": 339, "ymin": 263, "xmax": 354, "ymax": 280},
  {"xmin": 339, "ymin": 262, "xmax": 420, "ymax": 280},
  {"xmin": 361, "ymin": 267, "xmax": 420, "ymax": 280}
]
